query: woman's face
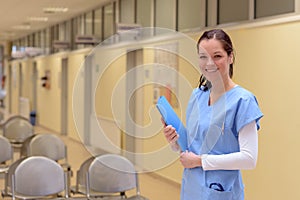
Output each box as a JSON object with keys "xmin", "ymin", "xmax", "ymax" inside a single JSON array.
[{"xmin": 198, "ymin": 38, "xmax": 233, "ymax": 82}]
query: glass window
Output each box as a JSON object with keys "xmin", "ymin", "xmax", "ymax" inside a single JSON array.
[
  {"xmin": 65, "ymin": 21, "xmax": 71, "ymax": 42},
  {"xmin": 155, "ymin": 0, "xmax": 176, "ymax": 30},
  {"xmin": 59, "ymin": 22, "xmax": 66, "ymax": 41},
  {"xmin": 40, "ymin": 30, "xmax": 45, "ymax": 51},
  {"xmin": 27, "ymin": 35, "xmax": 33, "ymax": 47},
  {"xmin": 53, "ymin": 25, "xmax": 59, "ymax": 41},
  {"xmin": 137, "ymin": 0, "xmax": 152, "ymax": 27},
  {"xmin": 94, "ymin": 8, "xmax": 103, "ymax": 41},
  {"xmin": 85, "ymin": 11, "xmax": 93, "ymax": 35},
  {"xmin": 71, "ymin": 18, "xmax": 78, "ymax": 50},
  {"xmin": 104, "ymin": 3, "xmax": 114, "ymax": 40},
  {"xmin": 255, "ymin": 0, "xmax": 294, "ymax": 18},
  {"xmin": 76, "ymin": 15, "xmax": 85, "ymax": 49},
  {"xmin": 178, "ymin": 0, "xmax": 205, "ymax": 31},
  {"xmin": 45, "ymin": 28, "xmax": 51, "ymax": 54},
  {"xmin": 20, "ymin": 38, "xmax": 25, "ymax": 50},
  {"xmin": 77, "ymin": 15, "xmax": 85, "ymax": 35},
  {"xmin": 34, "ymin": 32, "xmax": 40, "ymax": 47},
  {"xmin": 218, "ymin": 0, "xmax": 249, "ymax": 24},
  {"xmin": 120, "ymin": 0, "xmax": 135, "ymax": 24}
]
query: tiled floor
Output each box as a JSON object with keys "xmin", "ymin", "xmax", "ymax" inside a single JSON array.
[{"xmin": 0, "ymin": 125, "xmax": 181, "ymax": 200}]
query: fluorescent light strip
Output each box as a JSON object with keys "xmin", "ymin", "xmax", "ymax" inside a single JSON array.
[
  {"xmin": 12, "ymin": 25, "xmax": 31, "ymax": 30},
  {"xmin": 28, "ymin": 17, "xmax": 48, "ymax": 22},
  {"xmin": 43, "ymin": 7, "xmax": 68, "ymax": 13}
]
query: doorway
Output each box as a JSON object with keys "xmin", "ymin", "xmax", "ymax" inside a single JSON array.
[
  {"xmin": 61, "ymin": 58, "xmax": 68, "ymax": 135},
  {"xmin": 125, "ymin": 48, "xmax": 144, "ymax": 164}
]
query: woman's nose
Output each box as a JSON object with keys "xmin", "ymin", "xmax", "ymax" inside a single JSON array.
[{"xmin": 206, "ymin": 57, "xmax": 214, "ymax": 65}]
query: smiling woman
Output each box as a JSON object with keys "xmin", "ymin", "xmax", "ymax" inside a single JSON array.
[
  {"xmin": 197, "ymin": 29, "xmax": 235, "ymax": 92},
  {"xmin": 162, "ymin": 29, "xmax": 263, "ymax": 200}
]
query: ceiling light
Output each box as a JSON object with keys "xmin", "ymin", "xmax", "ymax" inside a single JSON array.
[
  {"xmin": 12, "ymin": 25, "xmax": 31, "ymax": 30},
  {"xmin": 43, "ymin": 7, "xmax": 68, "ymax": 14},
  {"xmin": 28, "ymin": 17, "xmax": 48, "ymax": 22}
]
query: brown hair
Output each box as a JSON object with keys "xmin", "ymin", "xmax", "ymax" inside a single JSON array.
[{"xmin": 197, "ymin": 29, "xmax": 235, "ymax": 91}]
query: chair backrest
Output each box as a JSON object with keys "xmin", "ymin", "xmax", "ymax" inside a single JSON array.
[
  {"xmin": 3, "ymin": 157, "xmax": 26, "ymax": 196},
  {"xmin": 0, "ymin": 135, "xmax": 13, "ymax": 163},
  {"xmin": 87, "ymin": 154, "xmax": 137, "ymax": 194},
  {"xmin": 29, "ymin": 133, "xmax": 67, "ymax": 161},
  {"xmin": 3, "ymin": 115, "xmax": 33, "ymax": 143},
  {"xmin": 12, "ymin": 156, "xmax": 66, "ymax": 197},
  {"xmin": 19, "ymin": 134, "xmax": 37, "ymax": 158},
  {"xmin": 76, "ymin": 156, "xmax": 95, "ymax": 190}
]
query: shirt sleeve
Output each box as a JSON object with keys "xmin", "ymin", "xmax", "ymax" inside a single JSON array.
[
  {"xmin": 235, "ymin": 94, "xmax": 263, "ymax": 133},
  {"xmin": 201, "ymin": 121, "xmax": 258, "ymax": 171}
]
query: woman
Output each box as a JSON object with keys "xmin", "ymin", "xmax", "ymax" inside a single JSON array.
[{"xmin": 163, "ymin": 29, "xmax": 263, "ymax": 199}]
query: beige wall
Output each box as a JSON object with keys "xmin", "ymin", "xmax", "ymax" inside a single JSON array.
[
  {"xmin": 6, "ymin": 19, "xmax": 300, "ymax": 200},
  {"xmin": 227, "ymin": 21, "xmax": 300, "ymax": 200}
]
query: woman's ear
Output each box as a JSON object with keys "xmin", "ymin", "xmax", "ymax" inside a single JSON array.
[{"xmin": 229, "ymin": 53, "xmax": 234, "ymax": 64}]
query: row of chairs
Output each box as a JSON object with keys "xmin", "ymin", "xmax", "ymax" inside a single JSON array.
[
  {"xmin": 0, "ymin": 115, "xmax": 149, "ymax": 199},
  {"xmin": 1, "ymin": 154, "xmax": 148, "ymax": 199},
  {"xmin": 0, "ymin": 115, "xmax": 35, "ymax": 177},
  {"xmin": 0, "ymin": 131, "xmax": 73, "ymax": 199}
]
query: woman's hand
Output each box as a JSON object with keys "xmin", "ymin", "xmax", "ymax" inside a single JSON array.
[
  {"xmin": 161, "ymin": 118, "xmax": 180, "ymax": 151},
  {"xmin": 180, "ymin": 151, "xmax": 202, "ymax": 168}
]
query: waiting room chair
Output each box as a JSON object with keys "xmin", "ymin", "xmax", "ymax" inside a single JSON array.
[
  {"xmin": 73, "ymin": 154, "xmax": 148, "ymax": 200},
  {"xmin": 2, "ymin": 115, "xmax": 34, "ymax": 154},
  {"xmin": 1, "ymin": 158, "xmax": 26, "ymax": 198},
  {"xmin": 28, "ymin": 133, "xmax": 70, "ymax": 168},
  {"xmin": 0, "ymin": 135, "xmax": 13, "ymax": 174},
  {"xmin": 11, "ymin": 156, "xmax": 68, "ymax": 199},
  {"xmin": 21, "ymin": 133, "xmax": 72, "ymax": 196},
  {"xmin": 70, "ymin": 156, "xmax": 95, "ymax": 195}
]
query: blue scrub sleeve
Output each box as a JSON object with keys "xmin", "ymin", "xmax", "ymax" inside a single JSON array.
[{"xmin": 235, "ymin": 95, "xmax": 263, "ymax": 133}]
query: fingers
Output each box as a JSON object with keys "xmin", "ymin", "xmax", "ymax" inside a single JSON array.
[{"xmin": 163, "ymin": 125, "xmax": 179, "ymax": 143}]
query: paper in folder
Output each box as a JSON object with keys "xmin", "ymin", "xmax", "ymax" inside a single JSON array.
[{"xmin": 156, "ymin": 96, "xmax": 188, "ymax": 151}]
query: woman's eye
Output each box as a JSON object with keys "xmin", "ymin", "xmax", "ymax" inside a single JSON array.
[{"xmin": 199, "ymin": 56, "xmax": 207, "ymax": 59}]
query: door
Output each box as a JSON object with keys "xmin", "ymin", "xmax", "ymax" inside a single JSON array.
[
  {"xmin": 61, "ymin": 58, "xmax": 68, "ymax": 135},
  {"xmin": 83, "ymin": 55, "xmax": 92, "ymax": 145},
  {"xmin": 32, "ymin": 61, "xmax": 38, "ymax": 124},
  {"xmin": 125, "ymin": 48, "xmax": 143, "ymax": 164}
]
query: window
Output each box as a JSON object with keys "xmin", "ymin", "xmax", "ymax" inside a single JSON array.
[
  {"xmin": 45, "ymin": 28, "xmax": 51, "ymax": 54},
  {"xmin": 94, "ymin": 8, "xmax": 103, "ymax": 41},
  {"xmin": 59, "ymin": 22, "xmax": 66, "ymax": 41},
  {"xmin": 137, "ymin": 0, "xmax": 152, "ymax": 27},
  {"xmin": 178, "ymin": 0, "xmax": 205, "ymax": 31},
  {"xmin": 255, "ymin": 0, "xmax": 294, "ymax": 18},
  {"xmin": 218, "ymin": 0, "xmax": 249, "ymax": 24},
  {"xmin": 120, "ymin": 0, "xmax": 135, "ymax": 24},
  {"xmin": 155, "ymin": 0, "xmax": 176, "ymax": 30},
  {"xmin": 104, "ymin": 3, "xmax": 114, "ymax": 40},
  {"xmin": 85, "ymin": 11, "xmax": 93, "ymax": 35}
]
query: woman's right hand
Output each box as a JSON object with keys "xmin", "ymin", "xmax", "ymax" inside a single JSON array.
[{"xmin": 161, "ymin": 118, "xmax": 179, "ymax": 144}]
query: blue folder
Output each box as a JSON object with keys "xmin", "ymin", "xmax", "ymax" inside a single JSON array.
[{"xmin": 156, "ymin": 96, "xmax": 188, "ymax": 151}]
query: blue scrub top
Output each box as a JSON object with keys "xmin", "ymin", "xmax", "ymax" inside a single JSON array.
[{"xmin": 181, "ymin": 86, "xmax": 263, "ymax": 200}]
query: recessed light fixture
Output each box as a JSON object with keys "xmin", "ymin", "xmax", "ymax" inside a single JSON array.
[
  {"xmin": 12, "ymin": 25, "xmax": 31, "ymax": 30},
  {"xmin": 43, "ymin": 7, "xmax": 68, "ymax": 14},
  {"xmin": 28, "ymin": 17, "xmax": 48, "ymax": 22}
]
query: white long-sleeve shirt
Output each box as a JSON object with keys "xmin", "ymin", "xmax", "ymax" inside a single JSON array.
[{"xmin": 201, "ymin": 121, "xmax": 258, "ymax": 170}]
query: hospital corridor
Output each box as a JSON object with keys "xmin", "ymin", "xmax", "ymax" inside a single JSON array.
[{"xmin": 0, "ymin": 0, "xmax": 300, "ymax": 199}]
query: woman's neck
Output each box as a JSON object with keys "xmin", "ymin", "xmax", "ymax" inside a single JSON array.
[{"xmin": 209, "ymin": 79, "xmax": 236, "ymax": 105}]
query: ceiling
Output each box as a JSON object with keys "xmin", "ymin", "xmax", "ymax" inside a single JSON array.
[{"xmin": 0, "ymin": 0, "xmax": 111, "ymax": 42}]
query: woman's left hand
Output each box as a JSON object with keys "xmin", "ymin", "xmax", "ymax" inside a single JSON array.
[{"xmin": 180, "ymin": 151, "xmax": 202, "ymax": 168}]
